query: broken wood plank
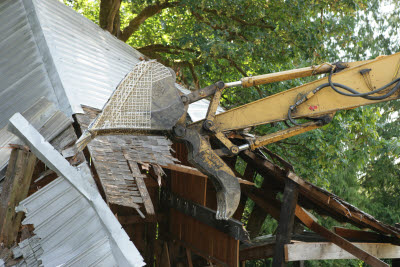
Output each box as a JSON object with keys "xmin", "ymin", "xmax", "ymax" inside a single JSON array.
[
  {"xmin": 241, "ymin": 151, "xmax": 400, "ymax": 237},
  {"xmin": 0, "ymin": 148, "xmax": 36, "ymax": 247},
  {"xmin": 125, "ymin": 158, "xmax": 155, "ymax": 215},
  {"xmin": 294, "ymin": 206, "xmax": 388, "ymax": 267},
  {"xmin": 273, "ymin": 179, "xmax": 299, "ymax": 267},
  {"xmin": 286, "ymin": 171, "xmax": 400, "ymax": 238},
  {"xmin": 240, "ymin": 243, "xmax": 275, "ymax": 261},
  {"xmin": 162, "ymin": 163, "xmax": 253, "ymax": 185},
  {"xmin": 333, "ymin": 227, "xmax": 395, "ymax": 244},
  {"xmin": 285, "ymin": 242, "xmax": 400, "ymax": 261},
  {"xmin": 244, "ymin": 186, "xmax": 388, "ymax": 266}
]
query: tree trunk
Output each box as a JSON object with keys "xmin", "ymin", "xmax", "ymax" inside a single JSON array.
[{"xmin": 99, "ymin": 0, "xmax": 121, "ymax": 36}]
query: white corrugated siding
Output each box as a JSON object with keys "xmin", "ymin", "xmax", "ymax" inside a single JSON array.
[
  {"xmin": 0, "ymin": 0, "xmax": 221, "ymax": 130},
  {"xmin": 17, "ymin": 177, "xmax": 118, "ymax": 266},
  {"xmin": 31, "ymin": 0, "xmax": 221, "ymax": 120},
  {"xmin": 33, "ymin": 0, "xmax": 143, "ymax": 112},
  {"xmin": 0, "ymin": 0, "xmax": 70, "ymax": 128}
]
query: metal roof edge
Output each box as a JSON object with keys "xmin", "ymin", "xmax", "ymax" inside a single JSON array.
[{"xmin": 21, "ymin": 0, "xmax": 73, "ymax": 116}]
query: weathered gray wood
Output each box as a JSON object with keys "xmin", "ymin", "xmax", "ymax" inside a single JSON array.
[
  {"xmin": 285, "ymin": 242, "xmax": 400, "ymax": 261},
  {"xmin": 272, "ymin": 178, "xmax": 299, "ymax": 267},
  {"xmin": 0, "ymin": 148, "xmax": 36, "ymax": 247},
  {"xmin": 126, "ymin": 158, "xmax": 155, "ymax": 215}
]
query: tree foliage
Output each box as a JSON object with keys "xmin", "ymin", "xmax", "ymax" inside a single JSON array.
[{"xmin": 63, "ymin": 0, "xmax": 400, "ymax": 265}]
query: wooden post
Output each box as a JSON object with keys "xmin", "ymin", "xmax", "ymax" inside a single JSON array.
[
  {"xmin": 186, "ymin": 248, "xmax": 194, "ymax": 267},
  {"xmin": 0, "ymin": 148, "xmax": 36, "ymax": 247},
  {"xmin": 160, "ymin": 242, "xmax": 172, "ymax": 267},
  {"xmin": 272, "ymin": 178, "xmax": 299, "ymax": 267}
]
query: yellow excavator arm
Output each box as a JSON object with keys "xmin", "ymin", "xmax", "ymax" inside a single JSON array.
[
  {"xmin": 76, "ymin": 52, "xmax": 400, "ymax": 220},
  {"xmin": 185, "ymin": 53, "xmax": 400, "ymax": 149},
  {"xmin": 172, "ymin": 52, "xmax": 400, "ymax": 219}
]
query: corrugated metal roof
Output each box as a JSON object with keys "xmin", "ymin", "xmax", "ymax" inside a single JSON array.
[
  {"xmin": 32, "ymin": 0, "xmax": 220, "ymax": 120},
  {"xmin": 17, "ymin": 177, "xmax": 118, "ymax": 266},
  {"xmin": 9, "ymin": 113, "xmax": 145, "ymax": 266},
  {"xmin": 0, "ymin": 0, "xmax": 222, "ymax": 130},
  {"xmin": 0, "ymin": 0, "xmax": 70, "ymax": 128},
  {"xmin": 13, "ymin": 236, "xmax": 43, "ymax": 266},
  {"xmin": 32, "ymin": 0, "xmax": 143, "ymax": 113}
]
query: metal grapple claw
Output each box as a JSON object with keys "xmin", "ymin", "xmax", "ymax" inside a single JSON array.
[{"xmin": 178, "ymin": 128, "xmax": 241, "ymax": 220}]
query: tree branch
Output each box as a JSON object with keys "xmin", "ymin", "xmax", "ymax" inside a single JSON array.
[
  {"xmin": 99, "ymin": 0, "xmax": 121, "ymax": 34},
  {"xmin": 201, "ymin": 8, "xmax": 275, "ymax": 30},
  {"xmin": 191, "ymin": 11, "xmax": 249, "ymax": 41},
  {"xmin": 137, "ymin": 44, "xmax": 197, "ymax": 54},
  {"xmin": 119, "ymin": 1, "xmax": 180, "ymax": 42},
  {"xmin": 188, "ymin": 63, "xmax": 200, "ymax": 89}
]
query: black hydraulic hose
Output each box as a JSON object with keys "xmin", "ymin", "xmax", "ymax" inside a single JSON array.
[
  {"xmin": 287, "ymin": 68, "xmax": 400, "ymax": 125},
  {"xmin": 328, "ymin": 69, "xmax": 400, "ymax": 100},
  {"xmin": 288, "ymin": 105, "xmax": 299, "ymax": 125}
]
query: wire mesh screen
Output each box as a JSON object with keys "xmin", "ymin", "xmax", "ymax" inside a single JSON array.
[{"xmin": 91, "ymin": 60, "xmax": 172, "ymax": 130}]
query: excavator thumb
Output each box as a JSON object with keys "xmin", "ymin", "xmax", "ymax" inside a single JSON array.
[{"xmin": 173, "ymin": 126, "xmax": 241, "ymax": 220}]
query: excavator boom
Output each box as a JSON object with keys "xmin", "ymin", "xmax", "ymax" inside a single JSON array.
[{"xmin": 75, "ymin": 52, "xmax": 400, "ymax": 220}]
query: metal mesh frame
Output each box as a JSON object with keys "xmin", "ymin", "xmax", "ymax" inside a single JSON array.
[{"xmin": 90, "ymin": 61, "xmax": 172, "ymax": 130}]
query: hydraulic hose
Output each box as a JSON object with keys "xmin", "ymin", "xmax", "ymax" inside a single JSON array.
[{"xmin": 288, "ymin": 68, "xmax": 400, "ymax": 125}]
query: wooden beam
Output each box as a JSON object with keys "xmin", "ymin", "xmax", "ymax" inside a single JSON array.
[
  {"xmin": 334, "ymin": 227, "xmax": 396, "ymax": 244},
  {"xmin": 245, "ymin": 186, "xmax": 388, "ymax": 266},
  {"xmin": 186, "ymin": 248, "xmax": 194, "ymax": 267},
  {"xmin": 285, "ymin": 242, "xmax": 400, "ymax": 261},
  {"xmin": 162, "ymin": 163, "xmax": 254, "ymax": 184},
  {"xmin": 162, "ymin": 163, "xmax": 207, "ymax": 177},
  {"xmin": 0, "ymin": 148, "xmax": 36, "ymax": 247},
  {"xmin": 286, "ymin": 171, "xmax": 400, "ymax": 238},
  {"xmin": 273, "ymin": 179, "xmax": 299, "ymax": 267},
  {"xmin": 241, "ymin": 150, "xmax": 400, "ymax": 237},
  {"xmin": 233, "ymin": 164, "xmax": 256, "ymax": 220},
  {"xmin": 242, "ymin": 188, "xmax": 281, "ymax": 221},
  {"xmin": 240, "ymin": 243, "xmax": 275, "ymax": 261},
  {"xmin": 125, "ymin": 158, "xmax": 155, "ymax": 215},
  {"xmin": 295, "ymin": 206, "xmax": 388, "ymax": 267},
  {"xmin": 160, "ymin": 242, "xmax": 171, "ymax": 267}
]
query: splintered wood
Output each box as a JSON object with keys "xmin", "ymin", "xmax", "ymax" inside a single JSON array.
[
  {"xmin": 0, "ymin": 149, "xmax": 36, "ymax": 247},
  {"xmin": 75, "ymin": 106, "xmax": 178, "ymax": 214},
  {"xmin": 86, "ymin": 138, "xmax": 142, "ymax": 209}
]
